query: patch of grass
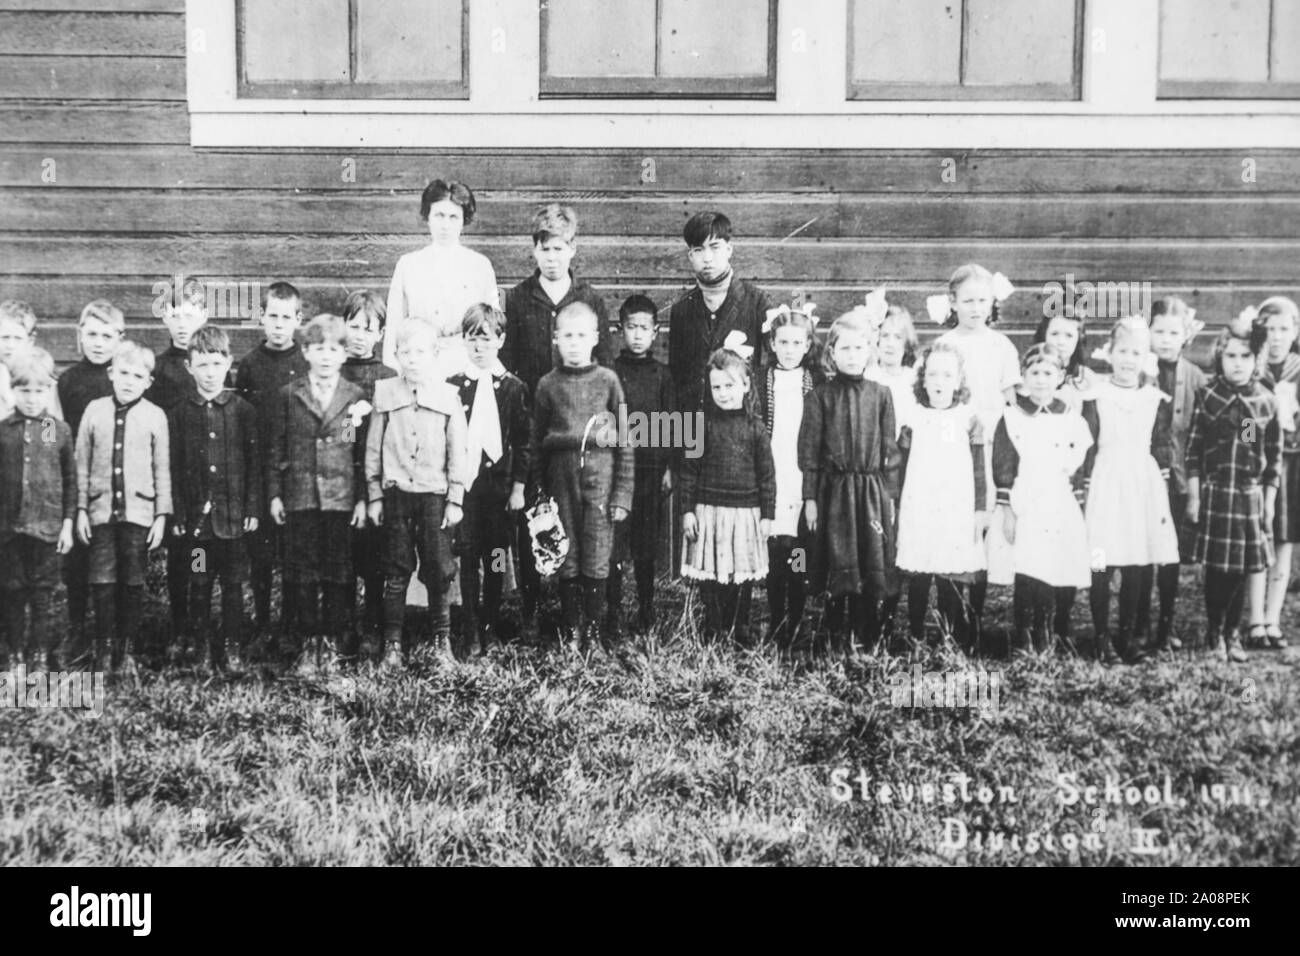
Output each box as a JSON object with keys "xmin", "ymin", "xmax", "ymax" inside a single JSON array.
[{"xmin": 1, "ymin": 564, "xmax": 1297, "ymax": 865}]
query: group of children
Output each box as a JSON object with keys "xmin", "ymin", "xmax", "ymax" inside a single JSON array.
[{"xmin": 1, "ymin": 198, "xmax": 1297, "ymax": 677}]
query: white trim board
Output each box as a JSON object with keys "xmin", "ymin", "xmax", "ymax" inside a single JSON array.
[{"xmin": 186, "ymin": 0, "xmax": 1300, "ymax": 149}]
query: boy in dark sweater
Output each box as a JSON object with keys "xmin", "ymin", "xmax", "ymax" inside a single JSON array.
[
  {"xmin": 668, "ymin": 212, "xmax": 772, "ymax": 418},
  {"xmin": 608, "ymin": 294, "xmax": 673, "ymax": 636},
  {"xmin": 340, "ymin": 290, "xmax": 397, "ymax": 660},
  {"xmin": 530, "ymin": 302, "xmax": 634, "ymax": 655},
  {"xmin": 1, "ymin": 348, "xmax": 75, "ymax": 671},
  {"xmin": 235, "ymin": 281, "xmax": 308, "ymax": 639},
  {"xmin": 503, "ymin": 204, "xmax": 615, "ymax": 637},
  {"xmin": 447, "ymin": 304, "xmax": 531, "ymax": 656},
  {"xmin": 56, "ymin": 300, "xmax": 123, "ymax": 660},
  {"xmin": 169, "ymin": 325, "xmax": 261, "ymax": 672},
  {"xmin": 146, "ymin": 278, "xmax": 207, "ymax": 645}
]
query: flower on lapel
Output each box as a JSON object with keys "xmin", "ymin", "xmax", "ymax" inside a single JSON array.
[
  {"xmin": 347, "ymin": 400, "xmax": 372, "ymax": 428},
  {"xmin": 990, "ymin": 272, "xmax": 1015, "ymax": 303},
  {"xmin": 926, "ymin": 294, "xmax": 951, "ymax": 325},
  {"xmin": 721, "ymin": 330, "xmax": 754, "ymax": 360}
]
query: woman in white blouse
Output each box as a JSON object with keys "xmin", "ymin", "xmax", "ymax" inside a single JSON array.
[{"xmin": 383, "ymin": 179, "xmax": 500, "ymax": 377}]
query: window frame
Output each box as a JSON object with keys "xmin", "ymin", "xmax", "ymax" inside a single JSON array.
[
  {"xmin": 846, "ymin": 0, "xmax": 1085, "ymax": 101},
  {"xmin": 1156, "ymin": 0, "xmax": 1300, "ymax": 99},
  {"xmin": 538, "ymin": 0, "xmax": 778, "ymax": 99},
  {"xmin": 235, "ymin": 0, "xmax": 470, "ymax": 100}
]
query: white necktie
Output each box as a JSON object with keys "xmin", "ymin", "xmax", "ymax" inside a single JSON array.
[{"xmin": 464, "ymin": 362, "xmax": 504, "ymax": 476}]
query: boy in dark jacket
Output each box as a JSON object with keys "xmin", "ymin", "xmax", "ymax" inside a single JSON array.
[
  {"xmin": 503, "ymin": 204, "xmax": 614, "ymax": 637},
  {"xmin": 608, "ymin": 294, "xmax": 673, "ymax": 636},
  {"xmin": 169, "ymin": 325, "xmax": 260, "ymax": 672},
  {"xmin": 447, "ymin": 304, "xmax": 531, "ymax": 655},
  {"xmin": 266, "ymin": 314, "xmax": 367, "ymax": 674},
  {"xmin": 147, "ymin": 278, "xmax": 207, "ymax": 646},
  {"xmin": 0, "ymin": 348, "xmax": 75, "ymax": 670},
  {"xmin": 340, "ymin": 290, "xmax": 398, "ymax": 660},
  {"xmin": 235, "ymin": 281, "xmax": 308, "ymax": 637}
]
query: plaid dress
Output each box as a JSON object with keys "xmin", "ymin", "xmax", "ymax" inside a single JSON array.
[{"xmin": 1187, "ymin": 378, "xmax": 1281, "ymax": 573}]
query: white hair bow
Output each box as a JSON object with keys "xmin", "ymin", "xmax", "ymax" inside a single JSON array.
[
  {"xmin": 722, "ymin": 329, "xmax": 754, "ymax": 360},
  {"xmin": 863, "ymin": 286, "xmax": 889, "ymax": 326},
  {"xmin": 925, "ymin": 294, "xmax": 950, "ymax": 325},
  {"xmin": 763, "ymin": 301, "xmax": 817, "ymax": 334},
  {"xmin": 1090, "ymin": 338, "xmax": 1160, "ymax": 379},
  {"xmin": 990, "ymin": 272, "xmax": 1015, "ymax": 303},
  {"xmin": 1185, "ymin": 307, "xmax": 1205, "ymax": 339},
  {"xmin": 1229, "ymin": 305, "xmax": 1259, "ymax": 337}
]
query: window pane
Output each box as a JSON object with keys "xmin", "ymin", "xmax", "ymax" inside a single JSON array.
[
  {"xmin": 242, "ymin": 0, "xmax": 349, "ymax": 84},
  {"xmin": 1271, "ymin": 0, "xmax": 1300, "ymax": 82},
  {"xmin": 850, "ymin": 0, "xmax": 961, "ymax": 85},
  {"xmin": 1159, "ymin": 0, "xmax": 1270, "ymax": 83},
  {"xmin": 546, "ymin": 0, "xmax": 656, "ymax": 77},
  {"xmin": 965, "ymin": 0, "xmax": 1076, "ymax": 87},
  {"xmin": 356, "ymin": 0, "xmax": 463, "ymax": 84},
  {"xmin": 660, "ymin": 0, "xmax": 769, "ymax": 77}
]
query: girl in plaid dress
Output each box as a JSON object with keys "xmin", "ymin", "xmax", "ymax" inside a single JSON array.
[
  {"xmin": 1254, "ymin": 296, "xmax": 1300, "ymax": 649},
  {"xmin": 1186, "ymin": 321, "xmax": 1281, "ymax": 663}
]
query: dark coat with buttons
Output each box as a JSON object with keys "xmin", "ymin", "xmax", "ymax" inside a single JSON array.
[
  {"xmin": 266, "ymin": 377, "xmax": 367, "ymax": 513},
  {"xmin": 169, "ymin": 389, "xmax": 261, "ymax": 539},
  {"xmin": 502, "ymin": 270, "xmax": 614, "ymax": 398},
  {"xmin": 446, "ymin": 368, "xmax": 532, "ymax": 499},
  {"xmin": 668, "ymin": 276, "xmax": 772, "ymax": 417},
  {"xmin": 0, "ymin": 412, "xmax": 76, "ymax": 545}
]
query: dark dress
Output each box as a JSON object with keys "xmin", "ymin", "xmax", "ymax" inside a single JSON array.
[
  {"xmin": 1187, "ymin": 378, "xmax": 1281, "ymax": 574},
  {"xmin": 797, "ymin": 373, "xmax": 899, "ymax": 599},
  {"xmin": 1262, "ymin": 354, "xmax": 1300, "ymax": 543}
]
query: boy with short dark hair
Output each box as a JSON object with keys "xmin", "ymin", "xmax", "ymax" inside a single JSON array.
[
  {"xmin": 58, "ymin": 300, "xmax": 124, "ymax": 659},
  {"xmin": 169, "ymin": 325, "xmax": 261, "ymax": 672},
  {"xmin": 341, "ymin": 290, "xmax": 398, "ymax": 659},
  {"xmin": 668, "ymin": 212, "xmax": 771, "ymax": 416},
  {"xmin": 608, "ymin": 294, "xmax": 673, "ymax": 636},
  {"xmin": 147, "ymin": 277, "xmax": 208, "ymax": 645},
  {"xmin": 0, "ymin": 347, "xmax": 75, "ymax": 670},
  {"xmin": 447, "ymin": 304, "xmax": 530, "ymax": 656},
  {"xmin": 530, "ymin": 301, "xmax": 634, "ymax": 655},
  {"xmin": 267, "ymin": 313, "xmax": 368, "ymax": 674},
  {"xmin": 75, "ymin": 341, "xmax": 171, "ymax": 677},
  {"xmin": 235, "ymin": 281, "xmax": 308, "ymax": 639},
  {"xmin": 502, "ymin": 204, "xmax": 615, "ymax": 636}
]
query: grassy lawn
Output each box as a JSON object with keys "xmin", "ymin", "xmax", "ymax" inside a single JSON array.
[{"xmin": 1, "ymin": 565, "xmax": 1297, "ymax": 866}]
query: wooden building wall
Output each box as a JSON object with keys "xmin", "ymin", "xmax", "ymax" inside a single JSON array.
[{"xmin": 2, "ymin": 0, "xmax": 1299, "ymax": 367}]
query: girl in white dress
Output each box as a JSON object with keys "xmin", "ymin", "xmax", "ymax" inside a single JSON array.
[
  {"xmin": 992, "ymin": 344, "xmax": 1094, "ymax": 656},
  {"xmin": 1082, "ymin": 317, "xmax": 1179, "ymax": 663},
  {"xmin": 384, "ymin": 179, "xmax": 500, "ymax": 379},
  {"xmin": 896, "ymin": 342, "xmax": 987, "ymax": 651},
  {"xmin": 932, "ymin": 264, "xmax": 1022, "ymax": 634}
]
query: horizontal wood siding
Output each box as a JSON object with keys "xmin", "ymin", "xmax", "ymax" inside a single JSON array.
[{"xmin": 1, "ymin": 2, "xmax": 1298, "ymax": 371}]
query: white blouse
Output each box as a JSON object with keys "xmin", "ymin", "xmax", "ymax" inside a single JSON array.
[{"xmin": 383, "ymin": 243, "xmax": 500, "ymax": 375}]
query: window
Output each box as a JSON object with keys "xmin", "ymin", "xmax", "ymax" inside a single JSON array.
[
  {"xmin": 237, "ymin": 0, "xmax": 468, "ymax": 99},
  {"xmin": 1158, "ymin": 0, "xmax": 1300, "ymax": 98},
  {"xmin": 847, "ymin": 0, "xmax": 1083, "ymax": 100},
  {"xmin": 540, "ymin": 0, "xmax": 777, "ymax": 98}
]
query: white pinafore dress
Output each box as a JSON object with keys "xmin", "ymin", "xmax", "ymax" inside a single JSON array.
[
  {"xmin": 986, "ymin": 403, "xmax": 1095, "ymax": 588},
  {"xmin": 895, "ymin": 404, "xmax": 985, "ymax": 577},
  {"xmin": 1085, "ymin": 381, "xmax": 1179, "ymax": 568}
]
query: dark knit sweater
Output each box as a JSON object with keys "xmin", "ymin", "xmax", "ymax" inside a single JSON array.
[
  {"xmin": 613, "ymin": 349, "xmax": 674, "ymax": 478},
  {"xmin": 145, "ymin": 345, "xmax": 197, "ymax": 412},
  {"xmin": 678, "ymin": 407, "xmax": 776, "ymax": 519},
  {"xmin": 235, "ymin": 342, "xmax": 309, "ymax": 411},
  {"xmin": 57, "ymin": 358, "xmax": 114, "ymax": 437},
  {"xmin": 341, "ymin": 353, "xmax": 398, "ymax": 402},
  {"xmin": 530, "ymin": 363, "xmax": 634, "ymax": 512}
]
